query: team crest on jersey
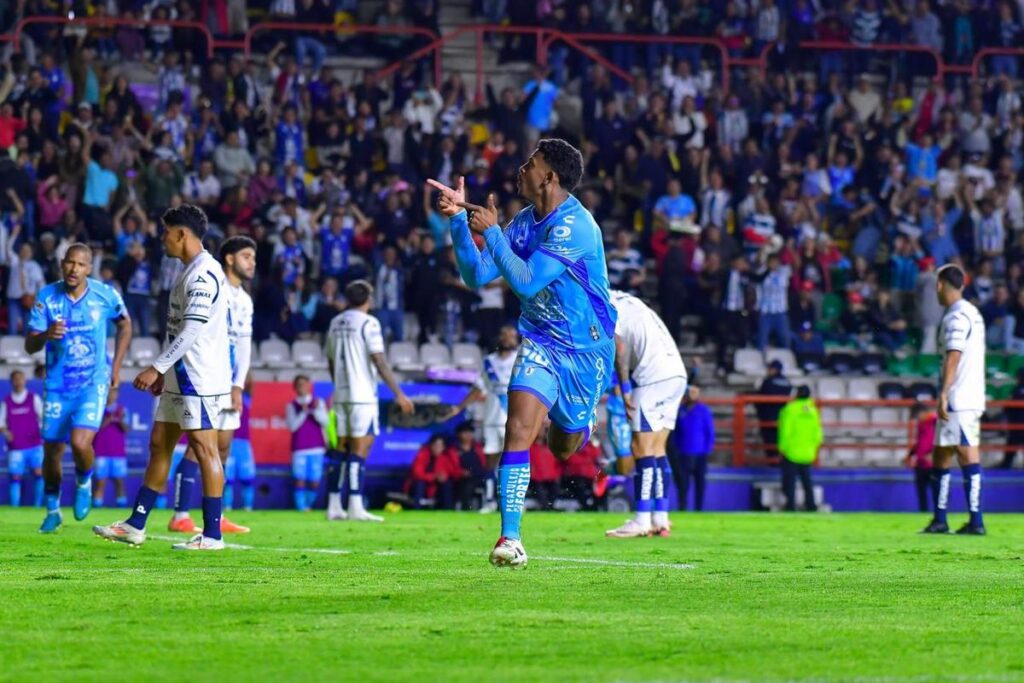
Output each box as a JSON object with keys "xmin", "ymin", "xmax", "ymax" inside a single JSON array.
[{"xmin": 90, "ymin": 310, "xmax": 101, "ymax": 322}]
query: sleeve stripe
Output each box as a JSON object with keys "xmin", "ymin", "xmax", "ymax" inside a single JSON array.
[
  {"xmin": 182, "ymin": 315, "xmax": 209, "ymax": 323},
  {"xmin": 535, "ymin": 246, "xmax": 575, "ymax": 267}
]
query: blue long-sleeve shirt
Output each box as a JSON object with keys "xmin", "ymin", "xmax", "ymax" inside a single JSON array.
[
  {"xmin": 449, "ymin": 196, "xmax": 617, "ymax": 352},
  {"xmin": 673, "ymin": 401, "xmax": 715, "ymax": 456}
]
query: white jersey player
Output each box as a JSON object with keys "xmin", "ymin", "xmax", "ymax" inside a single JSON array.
[
  {"xmin": 605, "ymin": 290, "xmax": 687, "ymax": 539},
  {"xmin": 923, "ymin": 264, "xmax": 987, "ymax": 535},
  {"xmin": 169, "ymin": 236, "xmax": 257, "ymax": 536},
  {"xmin": 446, "ymin": 325, "xmax": 520, "ymax": 512},
  {"xmin": 323, "ymin": 280, "xmax": 413, "ymax": 522},
  {"xmin": 94, "ymin": 204, "xmax": 232, "ymax": 550}
]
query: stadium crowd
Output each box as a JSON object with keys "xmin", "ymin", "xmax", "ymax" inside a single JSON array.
[{"xmin": 0, "ymin": 0, "xmax": 1023, "ymax": 380}]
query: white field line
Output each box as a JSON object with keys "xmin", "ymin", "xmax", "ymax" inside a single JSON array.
[
  {"xmin": 147, "ymin": 534, "xmax": 350, "ymax": 555},
  {"xmin": 533, "ymin": 555, "xmax": 695, "ymax": 570}
]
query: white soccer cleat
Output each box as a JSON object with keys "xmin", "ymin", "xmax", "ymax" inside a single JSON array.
[
  {"xmin": 478, "ymin": 501, "xmax": 498, "ymax": 514},
  {"xmin": 348, "ymin": 510, "xmax": 384, "ymax": 522},
  {"xmin": 172, "ymin": 534, "xmax": 226, "ymax": 551},
  {"xmin": 605, "ymin": 519, "xmax": 653, "ymax": 538},
  {"xmin": 92, "ymin": 520, "xmax": 146, "ymax": 546},
  {"xmin": 489, "ymin": 536, "xmax": 528, "ymax": 568},
  {"xmin": 326, "ymin": 508, "xmax": 348, "ymax": 521}
]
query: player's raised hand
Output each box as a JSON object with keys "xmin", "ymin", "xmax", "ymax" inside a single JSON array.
[
  {"xmin": 134, "ymin": 366, "xmax": 161, "ymax": 392},
  {"xmin": 457, "ymin": 193, "xmax": 499, "ymax": 235},
  {"xmin": 426, "ymin": 176, "xmax": 466, "ymax": 217},
  {"xmin": 395, "ymin": 392, "xmax": 415, "ymax": 415}
]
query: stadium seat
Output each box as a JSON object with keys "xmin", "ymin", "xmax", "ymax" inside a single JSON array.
[
  {"xmin": 817, "ymin": 293, "xmax": 843, "ymax": 332},
  {"xmin": 907, "ymin": 382, "xmax": 937, "ymax": 401},
  {"xmin": 915, "ymin": 354, "xmax": 941, "ymax": 377},
  {"xmin": 766, "ymin": 349, "xmax": 802, "ymax": 376},
  {"xmin": 129, "ymin": 338, "xmax": 161, "ymax": 366},
  {"xmin": 292, "ymin": 340, "xmax": 326, "ymax": 367},
  {"xmin": 420, "ymin": 343, "xmax": 452, "ymax": 369},
  {"xmin": 308, "ymin": 370, "xmax": 333, "ymax": 384},
  {"xmin": 451, "ymin": 343, "xmax": 483, "ymax": 370},
  {"xmin": 878, "ymin": 381, "xmax": 906, "ymax": 400},
  {"xmin": 870, "ymin": 407, "xmax": 904, "ymax": 439},
  {"xmin": 886, "ymin": 355, "xmax": 916, "ymax": 377},
  {"xmin": 0, "ymin": 336, "xmax": 31, "ymax": 365},
  {"xmin": 830, "ymin": 447, "xmax": 862, "ymax": 467},
  {"xmin": 848, "ymin": 378, "xmax": 879, "ymax": 401},
  {"xmin": 250, "ymin": 369, "xmax": 277, "ymax": 382},
  {"xmin": 838, "ymin": 407, "xmax": 869, "ymax": 437},
  {"xmin": 734, "ymin": 349, "xmax": 765, "ymax": 376},
  {"xmin": 816, "ymin": 377, "xmax": 846, "ymax": 401},
  {"xmin": 388, "ymin": 342, "xmax": 422, "ymax": 371},
  {"xmin": 825, "ymin": 352, "xmax": 856, "ymax": 375},
  {"xmin": 258, "ymin": 340, "xmax": 292, "ymax": 368},
  {"xmin": 819, "ymin": 406, "xmax": 841, "ymax": 439},
  {"xmin": 275, "ymin": 368, "xmax": 304, "ymax": 384},
  {"xmin": 857, "ymin": 352, "xmax": 885, "ymax": 375}
]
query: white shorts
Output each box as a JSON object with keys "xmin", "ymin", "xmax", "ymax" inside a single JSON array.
[
  {"xmin": 936, "ymin": 410, "xmax": 982, "ymax": 448},
  {"xmin": 483, "ymin": 424, "xmax": 505, "ymax": 455},
  {"xmin": 155, "ymin": 393, "xmax": 230, "ymax": 431},
  {"xmin": 631, "ymin": 377, "xmax": 687, "ymax": 433},
  {"xmin": 335, "ymin": 402, "xmax": 379, "ymax": 438},
  {"xmin": 217, "ymin": 408, "xmax": 241, "ymax": 432}
]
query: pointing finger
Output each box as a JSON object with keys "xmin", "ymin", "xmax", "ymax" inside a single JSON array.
[
  {"xmin": 487, "ymin": 193, "xmax": 496, "ymax": 210},
  {"xmin": 456, "ymin": 201, "xmax": 485, "ymax": 212},
  {"xmin": 426, "ymin": 179, "xmax": 451, "ymax": 193}
]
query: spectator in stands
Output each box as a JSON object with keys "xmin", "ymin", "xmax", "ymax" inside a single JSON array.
[
  {"xmin": 528, "ymin": 432, "xmax": 561, "ymax": 511},
  {"xmin": 522, "ymin": 66, "xmax": 558, "ymax": 146},
  {"xmin": 840, "ymin": 291, "xmax": 873, "ymax": 350},
  {"xmin": 715, "ymin": 253, "xmax": 752, "ymax": 374},
  {"xmin": 374, "ymin": 244, "xmax": 406, "ymax": 343},
  {"xmin": 6, "ymin": 235, "xmax": 44, "ymax": 334},
  {"xmin": 792, "ymin": 321, "xmax": 825, "ymax": 373},
  {"xmin": 670, "ymin": 385, "xmax": 714, "ymax": 511},
  {"xmin": 870, "ymin": 289, "xmax": 909, "ymax": 352},
  {"xmin": 408, "ymin": 434, "xmax": 459, "ymax": 510},
  {"xmin": 753, "ymin": 249, "xmax": 792, "ymax": 351},
  {"xmin": 653, "ymin": 178, "xmax": 697, "ymax": 232},
  {"xmin": 905, "ymin": 402, "xmax": 936, "ymax": 512},
  {"xmin": 408, "ymin": 233, "xmax": 441, "ymax": 344},
  {"xmin": 117, "ymin": 241, "xmax": 153, "ymax": 337},
  {"xmin": 777, "ymin": 385, "xmax": 821, "ymax": 512},
  {"xmin": 452, "ymin": 422, "xmax": 488, "ymax": 511},
  {"xmin": 999, "ymin": 370, "xmax": 1024, "ymax": 469},
  {"xmin": 606, "ymin": 228, "xmax": 644, "ymax": 290},
  {"xmin": 755, "ymin": 360, "xmax": 792, "ymax": 460}
]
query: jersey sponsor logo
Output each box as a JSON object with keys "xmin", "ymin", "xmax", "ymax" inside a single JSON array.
[
  {"xmin": 196, "ymin": 275, "xmax": 207, "ymax": 283},
  {"xmin": 548, "ymin": 225, "xmax": 572, "ymax": 241},
  {"xmin": 189, "ymin": 290, "xmax": 212, "ymax": 299}
]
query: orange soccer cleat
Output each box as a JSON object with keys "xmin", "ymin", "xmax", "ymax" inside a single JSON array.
[
  {"xmin": 220, "ymin": 516, "xmax": 250, "ymax": 534},
  {"xmin": 168, "ymin": 515, "xmax": 200, "ymax": 534}
]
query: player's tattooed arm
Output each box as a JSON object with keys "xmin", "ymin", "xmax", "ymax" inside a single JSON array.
[
  {"xmin": 370, "ymin": 352, "xmax": 415, "ymax": 415},
  {"xmin": 614, "ymin": 336, "xmax": 634, "ymax": 415},
  {"xmin": 444, "ymin": 387, "xmax": 485, "ymax": 421}
]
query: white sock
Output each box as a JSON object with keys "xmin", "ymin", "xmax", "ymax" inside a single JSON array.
[
  {"xmin": 348, "ymin": 494, "xmax": 366, "ymax": 515},
  {"xmin": 653, "ymin": 511, "xmax": 669, "ymax": 528},
  {"xmin": 327, "ymin": 492, "xmax": 341, "ymax": 512},
  {"xmin": 634, "ymin": 511, "xmax": 652, "ymax": 528},
  {"xmin": 172, "ymin": 511, "xmax": 190, "ymax": 521}
]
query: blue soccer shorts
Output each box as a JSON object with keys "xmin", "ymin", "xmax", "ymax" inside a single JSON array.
[
  {"xmin": 509, "ymin": 336, "xmax": 614, "ymax": 433},
  {"xmin": 94, "ymin": 456, "xmax": 128, "ymax": 479},
  {"xmin": 7, "ymin": 445, "xmax": 44, "ymax": 475},
  {"xmin": 292, "ymin": 448, "xmax": 325, "ymax": 482},
  {"xmin": 42, "ymin": 384, "xmax": 109, "ymax": 443},
  {"xmin": 225, "ymin": 440, "xmax": 256, "ymax": 482}
]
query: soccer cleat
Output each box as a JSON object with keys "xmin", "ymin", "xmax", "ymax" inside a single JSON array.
[
  {"xmin": 489, "ymin": 536, "xmax": 528, "ymax": 568},
  {"xmin": 920, "ymin": 520, "xmax": 951, "ymax": 534},
  {"xmin": 168, "ymin": 515, "xmax": 200, "ymax": 534},
  {"xmin": 39, "ymin": 511, "xmax": 63, "ymax": 534},
  {"xmin": 220, "ymin": 516, "xmax": 250, "ymax": 534},
  {"xmin": 73, "ymin": 483, "xmax": 91, "ymax": 521},
  {"xmin": 172, "ymin": 534, "xmax": 226, "ymax": 551},
  {"xmin": 605, "ymin": 519, "xmax": 653, "ymax": 538},
  {"xmin": 651, "ymin": 525, "xmax": 672, "ymax": 538},
  {"xmin": 92, "ymin": 520, "xmax": 146, "ymax": 545},
  {"xmin": 478, "ymin": 501, "xmax": 498, "ymax": 514},
  {"xmin": 326, "ymin": 508, "xmax": 348, "ymax": 521},
  {"xmin": 348, "ymin": 510, "xmax": 384, "ymax": 522},
  {"xmin": 955, "ymin": 523, "xmax": 987, "ymax": 536}
]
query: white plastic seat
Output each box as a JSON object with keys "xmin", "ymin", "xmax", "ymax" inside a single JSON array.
[
  {"xmin": 129, "ymin": 338, "xmax": 161, "ymax": 366},
  {"xmin": 870, "ymin": 407, "xmax": 904, "ymax": 439},
  {"xmin": 258, "ymin": 339, "xmax": 291, "ymax": 367},
  {"xmin": 420, "ymin": 342, "xmax": 451, "ymax": 368},
  {"xmin": 816, "ymin": 377, "xmax": 846, "ymax": 401},
  {"xmin": 766, "ymin": 348, "xmax": 803, "ymax": 376},
  {"xmin": 0, "ymin": 335, "xmax": 31, "ymax": 365},
  {"xmin": 451, "ymin": 343, "xmax": 483, "ymax": 370},
  {"xmin": 291, "ymin": 340, "xmax": 325, "ymax": 366},
  {"xmin": 734, "ymin": 348, "xmax": 765, "ymax": 376},
  {"xmin": 275, "ymin": 368, "xmax": 303, "ymax": 384},
  {"xmin": 848, "ymin": 377, "xmax": 880, "ymax": 401},
  {"xmin": 388, "ymin": 342, "xmax": 421, "ymax": 370},
  {"xmin": 308, "ymin": 369, "xmax": 333, "ymax": 384},
  {"xmin": 819, "ymin": 406, "xmax": 841, "ymax": 439},
  {"xmin": 839, "ymin": 406, "xmax": 870, "ymax": 437}
]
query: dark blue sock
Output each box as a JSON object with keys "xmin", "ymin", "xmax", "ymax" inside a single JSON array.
[
  {"xmin": 634, "ymin": 456, "xmax": 656, "ymax": 514},
  {"xmin": 173, "ymin": 459, "xmax": 199, "ymax": 512},
  {"xmin": 932, "ymin": 468, "xmax": 950, "ymax": 525},
  {"xmin": 340, "ymin": 453, "xmax": 351, "ymax": 508},
  {"xmin": 962, "ymin": 463, "xmax": 983, "ymax": 527},
  {"xmin": 44, "ymin": 483, "xmax": 60, "ymax": 514},
  {"xmin": 75, "ymin": 467, "xmax": 92, "ymax": 487},
  {"xmin": 325, "ymin": 453, "xmax": 343, "ymax": 494},
  {"xmin": 202, "ymin": 496, "xmax": 223, "ymax": 540},
  {"xmin": 498, "ymin": 450, "xmax": 530, "ymax": 540},
  {"xmin": 654, "ymin": 457, "xmax": 671, "ymax": 512},
  {"xmin": 126, "ymin": 486, "xmax": 159, "ymax": 530}
]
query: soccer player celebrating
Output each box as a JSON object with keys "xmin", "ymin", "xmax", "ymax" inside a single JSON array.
[
  {"xmin": 922, "ymin": 264, "xmax": 988, "ymax": 535},
  {"xmin": 323, "ymin": 280, "xmax": 414, "ymax": 522},
  {"xmin": 167, "ymin": 236, "xmax": 256, "ymax": 535},
  {"xmin": 444, "ymin": 324, "xmax": 521, "ymax": 513},
  {"xmin": 428, "ymin": 138, "xmax": 617, "ymax": 568},
  {"xmin": 93, "ymin": 204, "xmax": 232, "ymax": 550},
  {"xmin": 25, "ymin": 243, "xmax": 132, "ymax": 533},
  {"xmin": 92, "ymin": 386, "xmax": 129, "ymax": 508},
  {"xmin": 1, "ymin": 369, "xmax": 45, "ymax": 507},
  {"xmin": 605, "ymin": 290, "xmax": 687, "ymax": 538}
]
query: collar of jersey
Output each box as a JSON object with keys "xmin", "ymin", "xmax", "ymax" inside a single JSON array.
[
  {"xmin": 62, "ymin": 279, "xmax": 91, "ymax": 304},
  {"xmin": 529, "ymin": 194, "xmax": 578, "ymax": 229}
]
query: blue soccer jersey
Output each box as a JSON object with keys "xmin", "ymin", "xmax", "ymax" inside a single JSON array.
[{"xmin": 27, "ymin": 279, "xmax": 127, "ymax": 392}]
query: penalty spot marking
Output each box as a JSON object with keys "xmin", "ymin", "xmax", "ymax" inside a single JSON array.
[{"xmin": 533, "ymin": 555, "xmax": 695, "ymax": 570}]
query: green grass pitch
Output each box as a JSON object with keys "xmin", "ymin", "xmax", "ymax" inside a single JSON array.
[{"xmin": 2, "ymin": 509, "xmax": 1023, "ymax": 682}]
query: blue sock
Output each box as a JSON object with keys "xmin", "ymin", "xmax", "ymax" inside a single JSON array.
[
  {"xmin": 173, "ymin": 459, "xmax": 199, "ymax": 512},
  {"xmin": 33, "ymin": 477, "xmax": 44, "ymax": 507},
  {"xmin": 932, "ymin": 468, "xmax": 950, "ymax": 525},
  {"xmin": 126, "ymin": 486, "xmax": 159, "ymax": 530},
  {"xmin": 634, "ymin": 457, "xmax": 656, "ymax": 515},
  {"xmin": 325, "ymin": 453, "xmax": 343, "ymax": 494},
  {"xmin": 93, "ymin": 495, "xmax": 103, "ymax": 507},
  {"xmin": 340, "ymin": 453, "xmax": 351, "ymax": 509},
  {"xmin": 302, "ymin": 488, "xmax": 313, "ymax": 510},
  {"xmin": 9, "ymin": 479, "xmax": 21, "ymax": 507},
  {"xmin": 115, "ymin": 495, "xmax": 128, "ymax": 507},
  {"xmin": 202, "ymin": 497, "xmax": 223, "ymax": 540},
  {"xmin": 498, "ymin": 450, "xmax": 530, "ymax": 540},
  {"xmin": 962, "ymin": 463, "xmax": 984, "ymax": 527},
  {"xmin": 241, "ymin": 482, "xmax": 255, "ymax": 510},
  {"xmin": 654, "ymin": 457, "xmax": 671, "ymax": 513},
  {"xmin": 44, "ymin": 484, "xmax": 60, "ymax": 514},
  {"xmin": 75, "ymin": 467, "xmax": 92, "ymax": 487},
  {"xmin": 223, "ymin": 480, "xmax": 235, "ymax": 510},
  {"xmin": 156, "ymin": 495, "xmax": 168, "ymax": 509},
  {"xmin": 294, "ymin": 485, "xmax": 306, "ymax": 510}
]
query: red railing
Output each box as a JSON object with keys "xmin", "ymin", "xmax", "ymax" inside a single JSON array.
[
  {"xmin": 970, "ymin": 47, "xmax": 1024, "ymax": 79},
  {"xmin": 703, "ymin": 396, "xmax": 1024, "ymax": 467},
  {"xmin": 11, "ymin": 15, "xmax": 216, "ymax": 58}
]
